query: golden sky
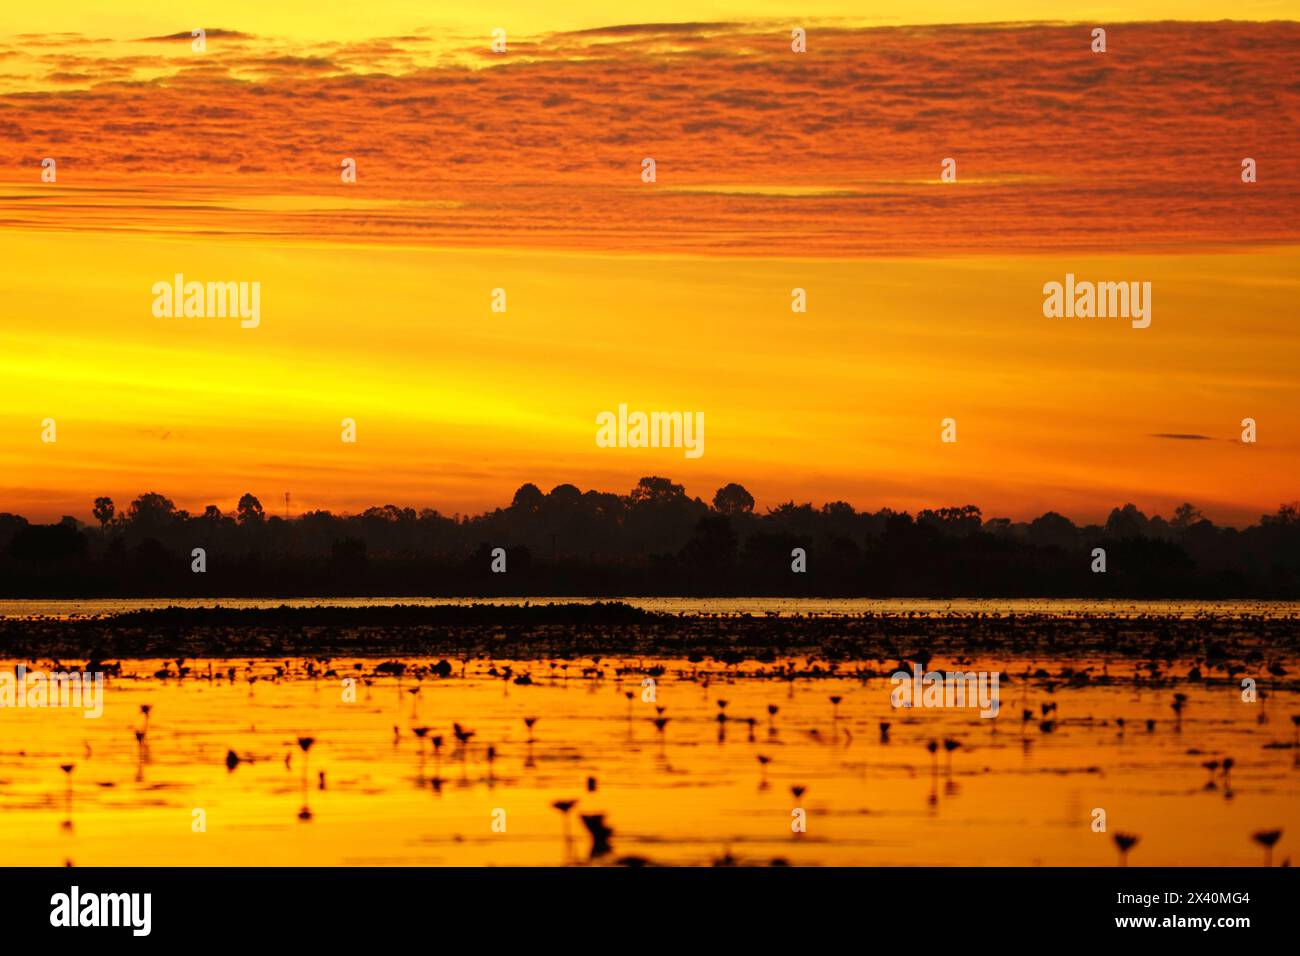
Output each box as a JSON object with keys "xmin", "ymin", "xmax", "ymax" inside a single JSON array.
[
  {"xmin": 5, "ymin": 1, "xmax": 1298, "ymax": 39},
  {"xmin": 1, "ymin": 5, "xmax": 1298, "ymax": 525}
]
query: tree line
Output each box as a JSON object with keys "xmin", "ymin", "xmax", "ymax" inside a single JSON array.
[{"xmin": 1, "ymin": 477, "xmax": 1297, "ymax": 597}]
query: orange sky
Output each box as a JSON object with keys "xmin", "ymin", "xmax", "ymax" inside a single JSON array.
[{"xmin": 1, "ymin": 12, "xmax": 1298, "ymax": 526}]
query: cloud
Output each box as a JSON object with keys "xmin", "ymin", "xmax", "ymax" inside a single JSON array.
[
  {"xmin": 138, "ymin": 29, "xmax": 255, "ymax": 42},
  {"xmin": 567, "ymin": 22, "xmax": 739, "ymax": 36},
  {"xmin": 0, "ymin": 20, "xmax": 1297, "ymax": 256}
]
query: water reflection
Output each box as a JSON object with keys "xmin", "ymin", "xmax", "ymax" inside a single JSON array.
[{"xmin": 1, "ymin": 651, "xmax": 1296, "ymax": 867}]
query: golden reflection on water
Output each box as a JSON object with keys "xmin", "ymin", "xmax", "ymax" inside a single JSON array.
[{"xmin": 1, "ymin": 655, "xmax": 1297, "ymax": 867}]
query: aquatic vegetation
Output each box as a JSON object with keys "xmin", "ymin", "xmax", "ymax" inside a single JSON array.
[
  {"xmin": 1251, "ymin": 829, "xmax": 1282, "ymax": 867},
  {"xmin": 0, "ymin": 604, "xmax": 1296, "ymax": 866},
  {"xmin": 1113, "ymin": 832, "xmax": 1140, "ymax": 867}
]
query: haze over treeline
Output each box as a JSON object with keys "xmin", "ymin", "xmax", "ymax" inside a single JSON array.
[{"xmin": 1, "ymin": 477, "xmax": 1298, "ymax": 598}]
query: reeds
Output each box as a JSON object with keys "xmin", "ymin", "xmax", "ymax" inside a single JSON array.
[
  {"xmin": 1252, "ymin": 829, "xmax": 1282, "ymax": 867},
  {"xmin": 297, "ymin": 736, "xmax": 315, "ymax": 820},
  {"xmin": 1113, "ymin": 832, "xmax": 1139, "ymax": 867}
]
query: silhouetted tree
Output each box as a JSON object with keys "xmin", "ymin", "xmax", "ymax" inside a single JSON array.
[
  {"xmin": 1262, "ymin": 502, "xmax": 1300, "ymax": 527},
  {"xmin": 983, "ymin": 517, "xmax": 1013, "ymax": 537},
  {"xmin": 713, "ymin": 483, "xmax": 755, "ymax": 516},
  {"xmin": 92, "ymin": 496, "xmax": 115, "ymax": 529},
  {"xmin": 548, "ymin": 484, "xmax": 582, "ymax": 508},
  {"xmin": 1106, "ymin": 503, "xmax": 1149, "ymax": 539},
  {"xmin": 2, "ymin": 480, "xmax": 1297, "ymax": 598},
  {"xmin": 630, "ymin": 476, "xmax": 686, "ymax": 506},
  {"xmin": 0, "ymin": 513, "xmax": 27, "ymax": 552},
  {"xmin": 1171, "ymin": 502, "xmax": 1203, "ymax": 532},
  {"xmin": 918, "ymin": 505, "xmax": 982, "ymax": 536},
  {"xmin": 511, "ymin": 483, "xmax": 544, "ymax": 514},
  {"xmin": 6, "ymin": 522, "xmax": 86, "ymax": 565},
  {"xmin": 126, "ymin": 493, "xmax": 178, "ymax": 538},
  {"xmin": 1028, "ymin": 511, "xmax": 1079, "ymax": 550},
  {"xmin": 237, "ymin": 493, "xmax": 265, "ymax": 525}
]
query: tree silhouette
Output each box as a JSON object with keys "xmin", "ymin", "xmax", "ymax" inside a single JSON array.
[
  {"xmin": 713, "ymin": 483, "xmax": 755, "ymax": 516},
  {"xmin": 1027, "ymin": 511, "xmax": 1078, "ymax": 550},
  {"xmin": 510, "ymin": 483, "xmax": 544, "ymax": 514},
  {"xmin": 918, "ymin": 505, "xmax": 982, "ymax": 535},
  {"xmin": 1171, "ymin": 502, "xmax": 1204, "ymax": 531},
  {"xmin": 1262, "ymin": 502, "xmax": 1300, "ymax": 526},
  {"xmin": 126, "ymin": 493, "xmax": 178, "ymax": 537},
  {"xmin": 92, "ymin": 497, "xmax": 115, "ymax": 529},
  {"xmin": 630, "ymin": 476, "xmax": 686, "ymax": 506},
  {"xmin": 6, "ymin": 522, "xmax": 86, "ymax": 565},
  {"xmin": 236, "ymin": 493, "xmax": 265, "ymax": 525},
  {"xmin": 547, "ymin": 484, "xmax": 582, "ymax": 508},
  {"xmin": 1, "ymin": 482, "xmax": 1297, "ymax": 598},
  {"xmin": 1106, "ymin": 503, "xmax": 1149, "ymax": 539}
]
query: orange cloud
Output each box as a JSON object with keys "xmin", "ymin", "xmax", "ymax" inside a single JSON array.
[{"xmin": 0, "ymin": 21, "xmax": 1296, "ymax": 256}]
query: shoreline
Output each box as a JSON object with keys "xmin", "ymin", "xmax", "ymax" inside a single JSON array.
[{"xmin": 1, "ymin": 602, "xmax": 1297, "ymax": 664}]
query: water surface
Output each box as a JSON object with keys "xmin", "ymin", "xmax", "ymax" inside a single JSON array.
[
  {"xmin": 3, "ymin": 597, "xmax": 1298, "ymax": 620},
  {"xmin": 2, "ymin": 652, "xmax": 1295, "ymax": 867}
]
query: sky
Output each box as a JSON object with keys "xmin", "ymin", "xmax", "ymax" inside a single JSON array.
[
  {"xmin": 4, "ymin": 1, "xmax": 1297, "ymax": 38},
  {"xmin": 0, "ymin": 4, "xmax": 1298, "ymax": 526}
]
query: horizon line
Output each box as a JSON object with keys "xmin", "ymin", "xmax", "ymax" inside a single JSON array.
[{"xmin": 6, "ymin": 482, "xmax": 1296, "ymax": 533}]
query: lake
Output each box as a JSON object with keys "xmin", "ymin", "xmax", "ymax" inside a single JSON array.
[{"xmin": 2, "ymin": 640, "xmax": 1296, "ymax": 866}]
